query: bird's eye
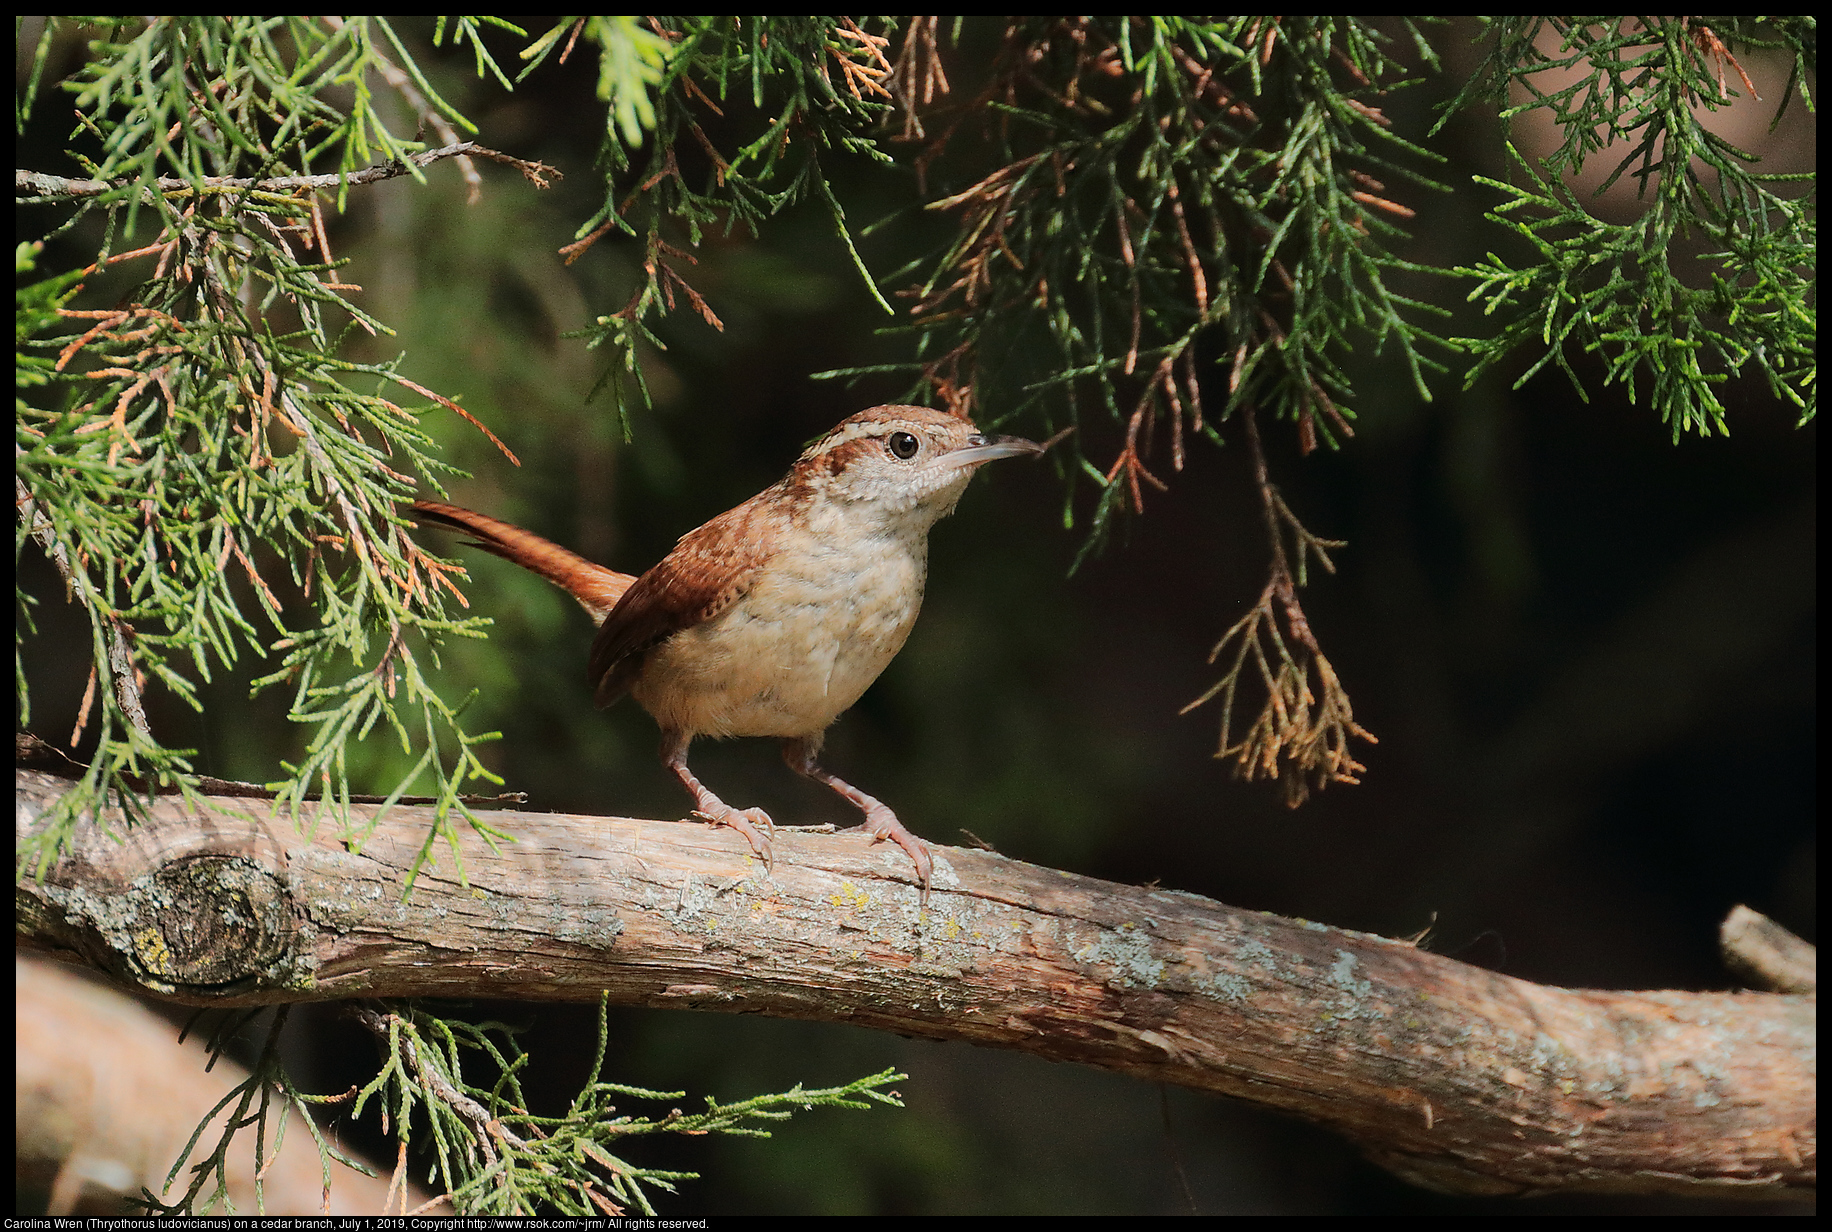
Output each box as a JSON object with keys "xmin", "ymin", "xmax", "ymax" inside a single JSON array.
[{"xmin": 888, "ymin": 431, "xmax": 920, "ymax": 460}]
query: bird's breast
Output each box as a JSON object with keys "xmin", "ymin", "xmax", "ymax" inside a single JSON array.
[{"xmin": 630, "ymin": 526, "xmax": 929, "ymax": 739}]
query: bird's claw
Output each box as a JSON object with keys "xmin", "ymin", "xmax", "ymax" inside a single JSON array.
[
  {"xmin": 691, "ymin": 806, "xmax": 775, "ymax": 871},
  {"xmin": 846, "ymin": 811, "xmax": 934, "ymax": 904}
]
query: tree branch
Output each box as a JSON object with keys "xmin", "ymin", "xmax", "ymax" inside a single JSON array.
[
  {"xmin": 16, "ymin": 474, "xmax": 152, "ymax": 740},
  {"xmin": 14, "ymin": 142, "xmax": 558, "ymax": 202},
  {"xmin": 18, "ymin": 956, "xmax": 445, "ymax": 1215},
  {"xmin": 15, "ymin": 768, "xmax": 1814, "ymax": 1201},
  {"xmin": 1721, "ymin": 904, "xmax": 1818, "ymax": 995}
]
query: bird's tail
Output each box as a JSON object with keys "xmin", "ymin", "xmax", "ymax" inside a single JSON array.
[{"xmin": 410, "ymin": 500, "xmax": 634, "ymax": 622}]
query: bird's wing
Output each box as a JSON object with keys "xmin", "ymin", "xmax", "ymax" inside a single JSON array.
[{"xmin": 587, "ymin": 493, "xmax": 780, "ymax": 708}]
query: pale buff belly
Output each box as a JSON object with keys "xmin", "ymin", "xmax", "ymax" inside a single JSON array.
[{"xmin": 629, "ymin": 547, "xmax": 925, "ymax": 738}]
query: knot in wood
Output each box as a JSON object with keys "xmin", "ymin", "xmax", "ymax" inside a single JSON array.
[{"xmin": 124, "ymin": 854, "xmax": 295, "ymax": 992}]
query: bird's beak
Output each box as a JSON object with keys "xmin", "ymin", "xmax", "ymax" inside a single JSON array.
[{"xmin": 939, "ymin": 433, "xmax": 1046, "ymax": 470}]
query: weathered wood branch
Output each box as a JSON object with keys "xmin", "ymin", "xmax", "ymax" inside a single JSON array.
[
  {"xmin": 1721, "ymin": 903, "xmax": 1818, "ymax": 994},
  {"xmin": 17, "ymin": 956, "xmax": 446, "ymax": 1215},
  {"xmin": 15, "ymin": 769, "xmax": 1815, "ymax": 1201}
]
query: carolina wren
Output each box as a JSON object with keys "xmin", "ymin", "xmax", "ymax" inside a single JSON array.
[{"xmin": 411, "ymin": 405, "xmax": 1042, "ymax": 896}]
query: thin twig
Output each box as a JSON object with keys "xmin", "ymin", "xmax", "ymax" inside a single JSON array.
[{"xmin": 15, "ymin": 143, "xmax": 558, "ymax": 202}]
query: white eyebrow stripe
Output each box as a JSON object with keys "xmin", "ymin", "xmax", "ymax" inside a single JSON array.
[{"xmin": 800, "ymin": 406, "xmax": 968, "ymax": 459}]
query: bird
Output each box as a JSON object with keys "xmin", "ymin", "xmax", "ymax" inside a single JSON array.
[{"xmin": 410, "ymin": 404, "xmax": 1042, "ymax": 897}]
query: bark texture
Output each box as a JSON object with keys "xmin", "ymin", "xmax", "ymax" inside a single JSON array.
[{"xmin": 16, "ymin": 769, "xmax": 1815, "ymax": 1200}]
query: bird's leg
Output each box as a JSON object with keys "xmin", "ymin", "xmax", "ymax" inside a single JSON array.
[
  {"xmin": 783, "ymin": 736, "xmax": 933, "ymax": 900},
  {"xmin": 660, "ymin": 729, "xmax": 773, "ymax": 870}
]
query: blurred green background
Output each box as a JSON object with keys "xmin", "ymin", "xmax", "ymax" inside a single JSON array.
[{"xmin": 16, "ymin": 19, "xmax": 1813, "ymax": 1215}]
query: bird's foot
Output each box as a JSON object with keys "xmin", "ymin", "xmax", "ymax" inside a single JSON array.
[
  {"xmin": 843, "ymin": 806, "xmax": 934, "ymax": 903},
  {"xmin": 689, "ymin": 805, "xmax": 775, "ymax": 871}
]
